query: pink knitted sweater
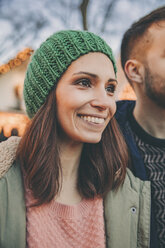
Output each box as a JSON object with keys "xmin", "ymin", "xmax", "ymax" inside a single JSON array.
[{"xmin": 25, "ymin": 188, "xmax": 105, "ymax": 248}]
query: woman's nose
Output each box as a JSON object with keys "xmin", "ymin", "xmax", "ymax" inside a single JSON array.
[{"xmin": 90, "ymin": 90, "xmax": 112, "ymax": 110}]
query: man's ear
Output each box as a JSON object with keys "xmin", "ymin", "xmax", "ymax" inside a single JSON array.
[{"xmin": 124, "ymin": 59, "xmax": 144, "ymax": 83}]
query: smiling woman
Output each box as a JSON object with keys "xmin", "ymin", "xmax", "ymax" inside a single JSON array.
[
  {"xmin": 56, "ymin": 52, "xmax": 117, "ymax": 144},
  {"xmin": 0, "ymin": 30, "xmax": 129, "ymax": 248}
]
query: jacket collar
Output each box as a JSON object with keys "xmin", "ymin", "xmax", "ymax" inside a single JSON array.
[
  {"xmin": 115, "ymin": 100, "xmax": 148, "ymax": 180},
  {"xmin": 0, "ymin": 136, "xmax": 21, "ymax": 178}
]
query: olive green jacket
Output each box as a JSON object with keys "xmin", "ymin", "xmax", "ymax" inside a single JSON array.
[{"xmin": 0, "ymin": 137, "xmax": 151, "ymax": 248}]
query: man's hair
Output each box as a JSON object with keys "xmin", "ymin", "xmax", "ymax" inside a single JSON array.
[{"xmin": 121, "ymin": 6, "xmax": 165, "ymax": 70}]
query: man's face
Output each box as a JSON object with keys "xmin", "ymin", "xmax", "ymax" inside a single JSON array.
[{"xmin": 143, "ymin": 21, "xmax": 165, "ymax": 108}]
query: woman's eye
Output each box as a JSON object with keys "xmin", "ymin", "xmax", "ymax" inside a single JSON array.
[
  {"xmin": 76, "ymin": 78, "xmax": 91, "ymax": 87},
  {"xmin": 106, "ymin": 84, "xmax": 116, "ymax": 94}
]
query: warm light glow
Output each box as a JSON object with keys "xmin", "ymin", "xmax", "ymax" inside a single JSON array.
[
  {"xmin": 0, "ymin": 112, "xmax": 29, "ymax": 137},
  {"xmin": 0, "ymin": 48, "xmax": 34, "ymax": 75},
  {"xmin": 118, "ymin": 83, "xmax": 136, "ymax": 100}
]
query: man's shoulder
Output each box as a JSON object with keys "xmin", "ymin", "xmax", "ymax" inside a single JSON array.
[
  {"xmin": 116, "ymin": 100, "xmax": 135, "ymax": 112},
  {"xmin": 115, "ymin": 100, "xmax": 135, "ymax": 124},
  {"xmin": 0, "ymin": 136, "xmax": 21, "ymax": 179}
]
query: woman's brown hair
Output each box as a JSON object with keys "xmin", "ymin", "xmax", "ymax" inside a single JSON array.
[{"xmin": 16, "ymin": 88, "xmax": 129, "ymax": 206}]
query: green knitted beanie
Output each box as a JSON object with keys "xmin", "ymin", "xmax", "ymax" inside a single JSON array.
[{"xmin": 24, "ymin": 30, "xmax": 117, "ymax": 118}]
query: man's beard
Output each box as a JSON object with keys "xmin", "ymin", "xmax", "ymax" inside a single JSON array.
[{"xmin": 144, "ymin": 66, "xmax": 165, "ymax": 109}]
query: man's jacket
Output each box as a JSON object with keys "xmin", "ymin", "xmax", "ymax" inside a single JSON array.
[
  {"xmin": 115, "ymin": 100, "xmax": 158, "ymax": 248},
  {"xmin": 0, "ymin": 136, "xmax": 151, "ymax": 248}
]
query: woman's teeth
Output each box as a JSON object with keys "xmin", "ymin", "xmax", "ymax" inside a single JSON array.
[{"xmin": 80, "ymin": 115, "xmax": 105, "ymax": 124}]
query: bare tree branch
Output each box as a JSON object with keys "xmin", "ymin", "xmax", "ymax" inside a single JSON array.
[
  {"xmin": 79, "ymin": 0, "xmax": 90, "ymax": 30},
  {"xmin": 0, "ymin": 0, "xmax": 162, "ymax": 63},
  {"xmin": 101, "ymin": 0, "xmax": 117, "ymax": 32}
]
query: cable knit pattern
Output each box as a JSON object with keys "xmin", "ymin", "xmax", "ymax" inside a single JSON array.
[
  {"xmin": 25, "ymin": 187, "xmax": 105, "ymax": 248},
  {"xmin": 0, "ymin": 136, "xmax": 20, "ymax": 178},
  {"xmin": 24, "ymin": 30, "xmax": 116, "ymax": 118}
]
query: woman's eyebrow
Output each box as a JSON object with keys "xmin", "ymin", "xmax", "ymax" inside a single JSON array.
[
  {"xmin": 73, "ymin": 71, "xmax": 98, "ymax": 78},
  {"xmin": 108, "ymin": 79, "xmax": 118, "ymax": 84},
  {"xmin": 73, "ymin": 71, "xmax": 118, "ymax": 84}
]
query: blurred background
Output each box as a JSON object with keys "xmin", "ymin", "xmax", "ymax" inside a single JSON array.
[{"xmin": 0, "ymin": 0, "xmax": 164, "ymax": 141}]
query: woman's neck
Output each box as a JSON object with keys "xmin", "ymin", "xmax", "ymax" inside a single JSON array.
[
  {"xmin": 56, "ymin": 140, "xmax": 83, "ymax": 205},
  {"xmin": 59, "ymin": 141, "xmax": 83, "ymax": 179}
]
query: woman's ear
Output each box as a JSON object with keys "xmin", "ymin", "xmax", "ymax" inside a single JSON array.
[{"xmin": 124, "ymin": 59, "xmax": 144, "ymax": 84}]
